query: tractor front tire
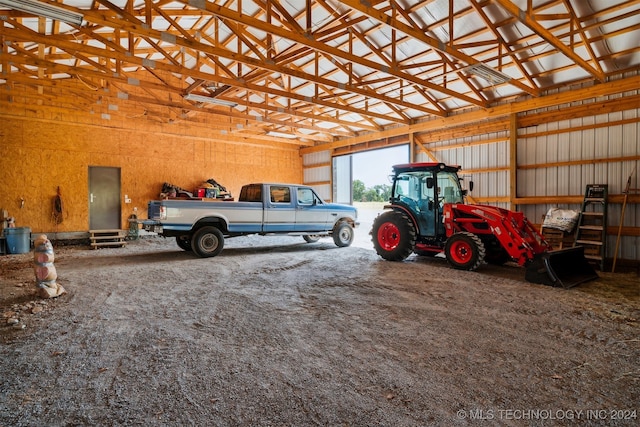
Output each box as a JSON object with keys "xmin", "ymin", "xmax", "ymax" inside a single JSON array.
[
  {"xmin": 444, "ymin": 231, "xmax": 486, "ymax": 270},
  {"xmin": 371, "ymin": 210, "xmax": 417, "ymax": 261}
]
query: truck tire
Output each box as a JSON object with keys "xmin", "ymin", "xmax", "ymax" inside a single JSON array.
[
  {"xmin": 303, "ymin": 235, "xmax": 321, "ymax": 243},
  {"xmin": 176, "ymin": 235, "xmax": 192, "ymax": 251},
  {"xmin": 332, "ymin": 221, "xmax": 354, "ymax": 247},
  {"xmin": 191, "ymin": 226, "xmax": 224, "ymax": 258},
  {"xmin": 372, "ymin": 210, "xmax": 417, "ymax": 261},
  {"xmin": 444, "ymin": 231, "xmax": 485, "ymax": 270}
]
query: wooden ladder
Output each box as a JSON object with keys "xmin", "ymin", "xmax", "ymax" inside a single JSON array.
[
  {"xmin": 573, "ymin": 184, "xmax": 608, "ymax": 270},
  {"xmin": 89, "ymin": 229, "xmax": 127, "ymax": 249}
]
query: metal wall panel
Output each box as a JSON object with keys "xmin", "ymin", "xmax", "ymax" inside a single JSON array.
[
  {"xmin": 518, "ymin": 97, "xmax": 640, "ymax": 263},
  {"xmin": 303, "ymin": 166, "xmax": 330, "ymax": 184},
  {"xmin": 302, "ymin": 150, "xmax": 332, "ymax": 201},
  {"xmin": 332, "ymin": 155, "xmax": 352, "ymax": 204},
  {"xmin": 416, "ymin": 132, "xmax": 511, "ymax": 209},
  {"xmin": 313, "ymin": 184, "xmax": 332, "ymax": 201},
  {"xmin": 303, "ymin": 150, "xmax": 331, "ymax": 166}
]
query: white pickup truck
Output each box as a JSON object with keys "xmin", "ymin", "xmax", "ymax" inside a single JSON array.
[{"xmin": 144, "ymin": 183, "xmax": 358, "ymax": 257}]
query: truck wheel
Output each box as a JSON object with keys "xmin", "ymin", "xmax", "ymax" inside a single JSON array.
[
  {"xmin": 332, "ymin": 221, "xmax": 354, "ymax": 247},
  {"xmin": 371, "ymin": 210, "xmax": 417, "ymax": 261},
  {"xmin": 191, "ymin": 226, "xmax": 224, "ymax": 258},
  {"xmin": 176, "ymin": 236, "xmax": 192, "ymax": 251},
  {"xmin": 445, "ymin": 231, "xmax": 485, "ymax": 270},
  {"xmin": 303, "ymin": 235, "xmax": 321, "ymax": 243}
]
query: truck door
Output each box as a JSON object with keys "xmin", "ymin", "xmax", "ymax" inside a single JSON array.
[
  {"xmin": 295, "ymin": 187, "xmax": 330, "ymax": 232},
  {"xmin": 263, "ymin": 185, "xmax": 296, "ymax": 232}
]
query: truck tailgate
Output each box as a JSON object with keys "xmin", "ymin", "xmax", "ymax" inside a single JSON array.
[{"xmin": 148, "ymin": 201, "xmax": 162, "ymax": 219}]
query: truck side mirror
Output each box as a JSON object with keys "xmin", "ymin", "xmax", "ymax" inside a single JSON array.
[{"xmin": 469, "ymin": 181, "xmax": 474, "ymax": 192}]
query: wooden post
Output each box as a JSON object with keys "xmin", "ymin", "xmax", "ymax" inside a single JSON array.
[
  {"xmin": 509, "ymin": 113, "xmax": 518, "ymax": 211},
  {"xmin": 409, "ymin": 132, "xmax": 415, "ymax": 162}
]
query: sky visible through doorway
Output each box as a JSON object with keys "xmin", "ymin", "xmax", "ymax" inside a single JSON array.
[{"xmin": 352, "ymin": 145, "xmax": 409, "ymax": 188}]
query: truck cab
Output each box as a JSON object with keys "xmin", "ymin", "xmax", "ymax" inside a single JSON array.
[{"xmin": 239, "ymin": 183, "xmax": 353, "ymax": 233}]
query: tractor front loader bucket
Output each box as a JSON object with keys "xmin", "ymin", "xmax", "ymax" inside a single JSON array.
[{"xmin": 525, "ymin": 246, "xmax": 599, "ymax": 289}]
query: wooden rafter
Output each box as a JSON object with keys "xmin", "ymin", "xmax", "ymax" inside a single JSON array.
[
  {"xmin": 468, "ymin": 0, "xmax": 538, "ymax": 91},
  {"xmin": 493, "ymin": 0, "xmax": 606, "ymax": 82},
  {"xmin": 339, "ymin": 0, "xmax": 539, "ymax": 97},
  {"xmin": 0, "ymin": 0, "xmax": 637, "ymax": 146}
]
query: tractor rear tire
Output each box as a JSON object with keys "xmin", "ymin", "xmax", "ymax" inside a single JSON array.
[
  {"xmin": 444, "ymin": 231, "xmax": 486, "ymax": 270},
  {"xmin": 371, "ymin": 210, "xmax": 417, "ymax": 261}
]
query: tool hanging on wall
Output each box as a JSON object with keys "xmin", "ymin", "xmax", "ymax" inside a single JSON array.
[
  {"xmin": 612, "ymin": 167, "xmax": 637, "ymax": 273},
  {"xmin": 52, "ymin": 186, "xmax": 64, "ymax": 225}
]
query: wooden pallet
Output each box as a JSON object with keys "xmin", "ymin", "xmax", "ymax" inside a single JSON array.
[
  {"xmin": 541, "ymin": 227, "xmax": 575, "ymax": 250},
  {"xmin": 89, "ymin": 229, "xmax": 127, "ymax": 249}
]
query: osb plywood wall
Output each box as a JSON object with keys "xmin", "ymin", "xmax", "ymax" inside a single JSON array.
[{"xmin": 0, "ymin": 114, "xmax": 302, "ymax": 234}]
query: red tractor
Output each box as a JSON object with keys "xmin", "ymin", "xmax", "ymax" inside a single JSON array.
[{"xmin": 371, "ymin": 163, "xmax": 597, "ymax": 288}]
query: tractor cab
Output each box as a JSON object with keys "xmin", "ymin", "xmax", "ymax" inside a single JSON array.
[{"xmin": 390, "ymin": 163, "xmax": 465, "ymax": 238}]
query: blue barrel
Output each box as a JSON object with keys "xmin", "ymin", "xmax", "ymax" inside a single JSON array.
[{"xmin": 4, "ymin": 227, "xmax": 31, "ymax": 254}]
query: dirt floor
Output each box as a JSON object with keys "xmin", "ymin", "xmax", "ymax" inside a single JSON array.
[{"xmin": 1, "ymin": 205, "xmax": 638, "ymax": 426}]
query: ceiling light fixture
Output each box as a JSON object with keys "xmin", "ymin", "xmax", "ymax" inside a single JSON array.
[
  {"xmin": 466, "ymin": 63, "xmax": 511, "ymax": 85},
  {"xmin": 0, "ymin": 0, "xmax": 84, "ymax": 25},
  {"xmin": 183, "ymin": 93, "xmax": 238, "ymax": 107}
]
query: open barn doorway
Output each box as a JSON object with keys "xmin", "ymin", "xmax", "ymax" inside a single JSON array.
[
  {"xmin": 333, "ymin": 145, "xmax": 409, "ymax": 249},
  {"xmin": 333, "ymin": 145, "xmax": 409, "ymax": 204}
]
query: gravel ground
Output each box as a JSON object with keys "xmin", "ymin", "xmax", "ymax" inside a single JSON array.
[{"xmin": 1, "ymin": 207, "xmax": 638, "ymax": 426}]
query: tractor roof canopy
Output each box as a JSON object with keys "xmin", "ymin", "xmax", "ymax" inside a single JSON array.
[{"xmin": 392, "ymin": 163, "xmax": 462, "ymax": 174}]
